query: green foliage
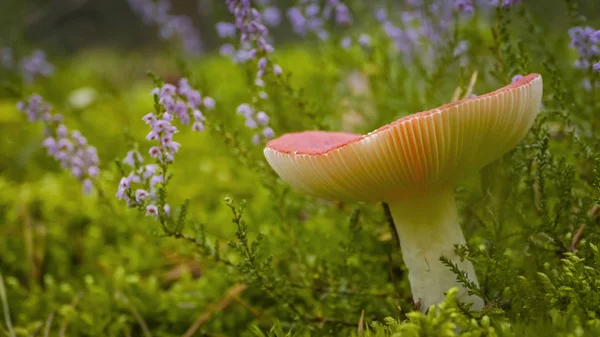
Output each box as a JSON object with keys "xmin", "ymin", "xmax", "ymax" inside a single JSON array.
[{"xmin": 1, "ymin": 1, "xmax": 600, "ymax": 336}]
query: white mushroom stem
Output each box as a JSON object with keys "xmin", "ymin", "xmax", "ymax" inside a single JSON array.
[{"xmin": 388, "ymin": 187, "xmax": 484, "ymax": 312}]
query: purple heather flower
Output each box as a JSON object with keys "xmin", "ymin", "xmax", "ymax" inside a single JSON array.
[
  {"xmin": 193, "ymin": 110, "xmax": 205, "ymax": 121},
  {"xmin": 72, "ymin": 166, "xmax": 83, "ymax": 179},
  {"xmin": 38, "ymin": 116, "xmax": 102, "ymax": 195},
  {"xmin": 575, "ymin": 59, "xmax": 590, "ymax": 69},
  {"xmin": 17, "ymin": 94, "xmax": 52, "ymax": 122},
  {"xmin": 56, "ymin": 124, "xmax": 68, "ymax": 138},
  {"xmin": 288, "ymin": 7, "xmax": 307, "ymax": 34},
  {"xmin": 192, "ymin": 121, "xmax": 205, "ymax": 132},
  {"xmin": 203, "ymin": 97, "xmax": 215, "ymax": 109},
  {"xmin": 142, "ymin": 164, "xmax": 157, "ymax": 179},
  {"xmin": 263, "ymin": 127, "xmax": 275, "ymax": 139},
  {"xmin": 173, "ymin": 102, "xmax": 188, "ymax": 115},
  {"xmin": 216, "ymin": 22, "xmax": 237, "ymax": 38},
  {"xmin": 306, "ymin": 4, "xmax": 320, "ymax": 17},
  {"xmin": 569, "ymin": 26, "xmax": 600, "ymax": 82},
  {"xmin": 128, "ymin": 173, "xmax": 142, "ymax": 184},
  {"xmin": 341, "ymin": 36, "xmax": 352, "ymax": 49},
  {"xmin": 258, "ymin": 57, "xmax": 268, "ymax": 70},
  {"xmin": 164, "ymin": 140, "xmax": 181, "ymax": 153},
  {"xmin": 129, "ymin": 0, "xmax": 202, "ymax": 55},
  {"xmin": 377, "ymin": 2, "xmax": 462, "ymax": 66},
  {"xmin": 256, "ymin": 111, "xmax": 269, "ymax": 126},
  {"xmin": 273, "ymin": 64, "xmax": 282, "ymax": 76},
  {"xmin": 146, "ymin": 130, "xmax": 159, "ymax": 141},
  {"xmin": 511, "ymin": 74, "xmax": 523, "ymax": 83},
  {"xmin": 149, "ymin": 146, "xmax": 161, "ymax": 158},
  {"xmin": 453, "ymin": 40, "xmax": 470, "ymax": 57},
  {"xmin": 136, "ymin": 189, "xmax": 150, "ymax": 203},
  {"xmin": 119, "ymin": 177, "xmax": 131, "ymax": 190},
  {"xmin": 186, "ymin": 92, "xmax": 202, "ymax": 109},
  {"xmin": 56, "ymin": 138, "xmax": 73, "ymax": 152},
  {"xmin": 454, "ymin": 0, "xmax": 474, "ymax": 14},
  {"xmin": 42, "ymin": 137, "xmax": 57, "ymax": 154},
  {"xmin": 72, "ymin": 131, "xmax": 87, "ymax": 146},
  {"xmin": 160, "ymin": 96, "xmax": 175, "ymax": 111},
  {"xmin": 163, "ymin": 112, "xmax": 174, "ymax": 121},
  {"xmin": 164, "ymin": 204, "xmax": 171, "ymax": 217},
  {"xmin": 145, "ymin": 205, "xmax": 159, "ymax": 218},
  {"xmin": 262, "ymin": 6, "xmax": 281, "ymax": 27},
  {"xmin": 358, "ymin": 34, "xmax": 371, "ymax": 48},
  {"xmin": 150, "ymin": 175, "xmax": 164, "ymax": 187},
  {"xmin": 220, "ymin": 43, "xmax": 236, "ymax": 57},
  {"xmin": 88, "ymin": 166, "xmax": 100, "ymax": 177},
  {"xmin": 83, "ymin": 179, "xmax": 94, "ymax": 195},
  {"xmin": 237, "ymin": 103, "xmax": 254, "ymax": 117},
  {"xmin": 124, "ymin": 150, "xmax": 144, "ymax": 167},
  {"xmin": 226, "ymin": 0, "xmax": 274, "ymax": 63},
  {"xmin": 252, "ymin": 134, "xmax": 261, "ymax": 144},
  {"xmin": 161, "ymin": 84, "xmax": 177, "ymax": 97},
  {"xmin": 288, "ymin": 1, "xmax": 352, "ymax": 41},
  {"xmin": 116, "ymin": 188, "xmax": 128, "ymax": 201},
  {"xmin": 490, "ymin": 0, "xmax": 521, "ymax": 7},
  {"xmin": 258, "ymin": 91, "xmax": 268, "ymax": 100},
  {"xmin": 245, "ymin": 117, "xmax": 258, "ymax": 129},
  {"xmin": 317, "ymin": 30, "xmax": 329, "ymax": 41},
  {"xmin": 143, "ymin": 113, "xmax": 157, "ymax": 125},
  {"xmin": 334, "ymin": 3, "xmax": 352, "ymax": 25},
  {"xmin": 19, "ymin": 50, "xmax": 54, "ymax": 85},
  {"xmin": 375, "ymin": 8, "xmax": 387, "ymax": 22},
  {"xmin": 155, "ymin": 120, "xmax": 171, "ymax": 132}
]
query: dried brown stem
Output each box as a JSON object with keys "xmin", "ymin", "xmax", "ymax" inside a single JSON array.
[
  {"xmin": 357, "ymin": 310, "xmax": 365, "ymax": 336},
  {"xmin": 382, "ymin": 202, "xmax": 400, "ymax": 248},
  {"xmin": 569, "ymin": 224, "xmax": 586, "ymax": 253},
  {"xmin": 182, "ymin": 283, "xmax": 248, "ymax": 337}
]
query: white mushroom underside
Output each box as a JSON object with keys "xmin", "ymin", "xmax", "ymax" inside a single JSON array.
[{"xmin": 264, "ymin": 76, "xmax": 543, "ymax": 202}]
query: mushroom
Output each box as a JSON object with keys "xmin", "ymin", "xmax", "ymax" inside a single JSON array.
[{"xmin": 263, "ymin": 74, "xmax": 543, "ymax": 311}]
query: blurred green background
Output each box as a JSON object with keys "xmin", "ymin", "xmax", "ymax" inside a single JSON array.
[{"xmin": 1, "ymin": 0, "xmax": 600, "ymax": 336}]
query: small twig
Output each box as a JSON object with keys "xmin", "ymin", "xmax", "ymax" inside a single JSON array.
[
  {"xmin": 43, "ymin": 311, "xmax": 56, "ymax": 337},
  {"xmin": 462, "ymin": 71, "xmax": 478, "ymax": 99},
  {"xmin": 0, "ymin": 275, "xmax": 16, "ymax": 337},
  {"xmin": 182, "ymin": 283, "xmax": 248, "ymax": 337},
  {"xmin": 382, "ymin": 203, "xmax": 400, "ymax": 248},
  {"xmin": 451, "ymin": 87, "xmax": 463, "ymax": 102},
  {"xmin": 568, "ymin": 205, "xmax": 600, "ymax": 253},
  {"xmin": 569, "ymin": 223, "xmax": 585, "ymax": 253},
  {"xmin": 357, "ymin": 310, "xmax": 365, "ymax": 336}
]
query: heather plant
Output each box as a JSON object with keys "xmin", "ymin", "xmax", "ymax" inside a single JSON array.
[{"xmin": 1, "ymin": 0, "xmax": 600, "ymax": 336}]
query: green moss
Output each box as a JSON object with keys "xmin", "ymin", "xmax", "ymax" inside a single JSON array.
[{"xmin": 1, "ymin": 2, "xmax": 600, "ymax": 336}]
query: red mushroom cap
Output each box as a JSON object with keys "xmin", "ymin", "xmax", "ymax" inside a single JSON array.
[{"xmin": 265, "ymin": 74, "xmax": 543, "ymax": 202}]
